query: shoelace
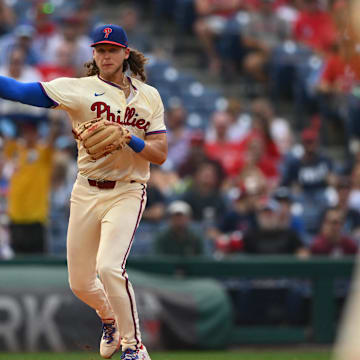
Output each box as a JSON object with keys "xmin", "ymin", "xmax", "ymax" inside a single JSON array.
[
  {"xmin": 121, "ymin": 348, "xmax": 139, "ymax": 360},
  {"xmin": 102, "ymin": 322, "xmax": 116, "ymax": 344}
]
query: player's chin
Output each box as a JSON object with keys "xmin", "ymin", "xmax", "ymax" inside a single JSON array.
[
  {"xmin": 100, "ymin": 64, "xmax": 122, "ymax": 78},
  {"xmin": 100, "ymin": 65, "xmax": 114, "ymax": 73}
]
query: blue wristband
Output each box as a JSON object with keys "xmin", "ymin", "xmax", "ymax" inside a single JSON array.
[{"xmin": 128, "ymin": 135, "xmax": 145, "ymax": 153}]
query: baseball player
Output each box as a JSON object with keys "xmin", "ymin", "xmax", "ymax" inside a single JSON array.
[{"xmin": 0, "ymin": 24, "xmax": 167, "ymax": 360}]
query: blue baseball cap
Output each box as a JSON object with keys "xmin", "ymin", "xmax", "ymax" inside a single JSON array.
[{"xmin": 91, "ymin": 24, "xmax": 128, "ymax": 48}]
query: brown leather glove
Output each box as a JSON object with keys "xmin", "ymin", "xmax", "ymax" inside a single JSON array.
[{"xmin": 73, "ymin": 118, "xmax": 130, "ymax": 160}]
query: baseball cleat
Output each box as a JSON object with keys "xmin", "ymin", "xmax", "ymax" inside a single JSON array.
[
  {"xmin": 100, "ymin": 319, "xmax": 120, "ymax": 359},
  {"xmin": 138, "ymin": 344, "xmax": 151, "ymax": 360},
  {"xmin": 120, "ymin": 344, "xmax": 151, "ymax": 360}
]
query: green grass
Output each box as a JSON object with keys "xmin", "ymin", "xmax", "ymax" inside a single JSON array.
[{"xmin": 0, "ymin": 351, "xmax": 332, "ymax": 360}]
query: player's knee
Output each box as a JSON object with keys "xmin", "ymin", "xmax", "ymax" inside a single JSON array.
[
  {"xmin": 69, "ymin": 281, "xmax": 100, "ymax": 302},
  {"xmin": 69, "ymin": 285, "xmax": 86, "ymax": 301},
  {"xmin": 97, "ymin": 264, "xmax": 116, "ymax": 283},
  {"xmin": 68, "ymin": 276, "xmax": 91, "ymax": 295}
]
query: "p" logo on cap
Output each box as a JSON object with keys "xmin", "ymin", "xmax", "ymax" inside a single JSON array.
[{"xmin": 103, "ymin": 27, "xmax": 112, "ymax": 39}]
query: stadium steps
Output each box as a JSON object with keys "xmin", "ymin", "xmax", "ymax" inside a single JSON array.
[
  {"xmin": 154, "ymin": 23, "xmax": 269, "ymax": 100},
  {"xmin": 101, "ymin": 6, "xmax": 346, "ymax": 160}
]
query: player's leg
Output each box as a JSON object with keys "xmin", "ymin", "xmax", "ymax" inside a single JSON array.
[
  {"xmin": 67, "ymin": 180, "xmax": 115, "ymax": 320},
  {"xmin": 97, "ymin": 182, "xmax": 147, "ymax": 352}
]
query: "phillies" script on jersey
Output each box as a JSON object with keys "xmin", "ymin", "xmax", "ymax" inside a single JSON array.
[{"xmin": 91, "ymin": 101, "xmax": 151, "ymax": 131}]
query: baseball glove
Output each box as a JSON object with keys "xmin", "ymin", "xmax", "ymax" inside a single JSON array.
[{"xmin": 73, "ymin": 117, "xmax": 130, "ymax": 160}]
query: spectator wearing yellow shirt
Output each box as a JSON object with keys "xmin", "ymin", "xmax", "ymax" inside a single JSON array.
[{"xmin": 5, "ymin": 117, "xmax": 60, "ymax": 254}]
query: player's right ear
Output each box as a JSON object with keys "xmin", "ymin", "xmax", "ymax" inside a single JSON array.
[{"xmin": 124, "ymin": 47, "xmax": 130, "ymax": 60}]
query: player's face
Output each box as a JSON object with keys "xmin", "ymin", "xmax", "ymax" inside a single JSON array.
[{"xmin": 93, "ymin": 44, "xmax": 130, "ymax": 79}]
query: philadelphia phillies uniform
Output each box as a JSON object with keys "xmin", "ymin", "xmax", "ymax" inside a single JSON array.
[
  {"xmin": 41, "ymin": 75, "xmax": 166, "ymax": 352},
  {"xmin": 0, "ymin": 23, "xmax": 166, "ymax": 359}
]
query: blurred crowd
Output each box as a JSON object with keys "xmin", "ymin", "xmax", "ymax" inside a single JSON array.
[{"xmin": 0, "ymin": 0, "xmax": 360, "ymax": 261}]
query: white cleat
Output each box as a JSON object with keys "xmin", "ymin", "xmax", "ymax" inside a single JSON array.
[
  {"xmin": 138, "ymin": 344, "xmax": 151, "ymax": 360},
  {"xmin": 120, "ymin": 344, "xmax": 151, "ymax": 360},
  {"xmin": 100, "ymin": 319, "xmax": 121, "ymax": 359}
]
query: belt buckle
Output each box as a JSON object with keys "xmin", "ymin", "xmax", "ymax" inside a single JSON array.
[{"xmin": 96, "ymin": 179, "xmax": 106, "ymax": 188}]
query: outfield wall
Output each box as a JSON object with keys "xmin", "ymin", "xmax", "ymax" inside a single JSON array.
[{"xmin": 0, "ymin": 255, "xmax": 354, "ymax": 351}]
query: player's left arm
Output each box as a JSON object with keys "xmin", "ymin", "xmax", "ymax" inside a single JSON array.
[{"xmin": 128, "ymin": 133, "xmax": 167, "ymax": 165}]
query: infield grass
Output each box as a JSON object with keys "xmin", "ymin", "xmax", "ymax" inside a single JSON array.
[{"xmin": 0, "ymin": 351, "xmax": 332, "ymax": 360}]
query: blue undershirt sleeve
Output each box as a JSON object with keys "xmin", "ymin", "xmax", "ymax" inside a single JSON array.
[{"xmin": 0, "ymin": 76, "xmax": 56, "ymax": 108}]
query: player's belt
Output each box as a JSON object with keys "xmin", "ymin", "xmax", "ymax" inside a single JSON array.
[
  {"xmin": 88, "ymin": 178, "xmax": 137, "ymax": 189},
  {"xmin": 88, "ymin": 179, "xmax": 116, "ymax": 189}
]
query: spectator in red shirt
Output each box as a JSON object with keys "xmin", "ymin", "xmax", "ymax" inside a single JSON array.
[
  {"xmin": 319, "ymin": 53, "xmax": 360, "ymax": 95},
  {"xmin": 236, "ymin": 135, "xmax": 279, "ymax": 189},
  {"xmin": 311, "ymin": 207, "xmax": 358, "ymax": 255},
  {"xmin": 317, "ymin": 50, "xmax": 360, "ymax": 147},
  {"xmin": 316, "ymin": 1, "xmax": 360, "ymax": 147},
  {"xmin": 318, "ymin": 0, "xmax": 360, "ymax": 98},
  {"xmin": 234, "ymin": 99, "xmax": 282, "ymax": 188},
  {"xmin": 293, "ymin": 0, "xmax": 337, "ymax": 54},
  {"xmin": 205, "ymin": 111, "xmax": 244, "ymax": 177},
  {"xmin": 317, "ymin": 0, "xmax": 360, "ymax": 94},
  {"xmin": 245, "ymin": 98, "xmax": 282, "ymax": 161}
]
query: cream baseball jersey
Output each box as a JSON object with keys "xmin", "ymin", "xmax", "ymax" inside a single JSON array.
[{"xmin": 40, "ymin": 75, "xmax": 166, "ymax": 182}]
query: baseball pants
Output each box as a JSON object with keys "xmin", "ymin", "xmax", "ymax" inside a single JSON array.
[{"xmin": 67, "ymin": 173, "xmax": 147, "ymax": 351}]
